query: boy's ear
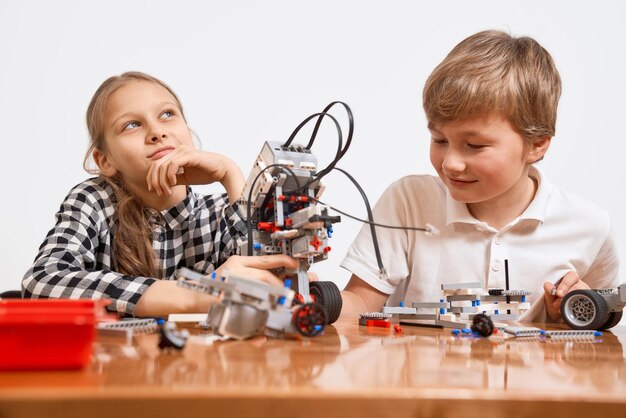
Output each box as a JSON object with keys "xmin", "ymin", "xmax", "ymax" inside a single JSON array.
[
  {"xmin": 92, "ymin": 149, "xmax": 118, "ymax": 177},
  {"xmin": 526, "ymin": 137, "xmax": 551, "ymax": 163}
]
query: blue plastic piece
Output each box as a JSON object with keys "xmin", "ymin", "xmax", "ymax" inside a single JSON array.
[
  {"xmin": 253, "ymin": 242, "xmax": 262, "ymax": 250},
  {"xmin": 156, "ymin": 318, "xmax": 165, "ymax": 325},
  {"xmin": 211, "ymin": 271, "xmax": 217, "ymax": 280},
  {"xmin": 462, "ymin": 328, "xmax": 471, "ymax": 334},
  {"xmin": 399, "ymin": 301, "xmax": 405, "ymax": 307},
  {"xmin": 284, "ymin": 279, "xmax": 292, "ymax": 288},
  {"xmin": 494, "ymin": 310, "xmax": 499, "ymax": 315},
  {"xmin": 314, "ymin": 325, "xmax": 323, "ymax": 332},
  {"xmin": 521, "ymin": 296, "xmax": 526, "ymax": 302},
  {"xmin": 594, "ymin": 331, "xmax": 602, "ymax": 336},
  {"xmin": 471, "ymin": 301, "xmax": 476, "ymax": 307},
  {"xmin": 278, "ymin": 296, "xmax": 286, "ymax": 305},
  {"xmin": 540, "ymin": 330, "xmax": 547, "ymax": 335},
  {"xmin": 451, "ymin": 329, "xmax": 461, "ymax": 335},
  {"xmin": 476, "ymin": 300, "xmax": 481, "ymax": 306}
]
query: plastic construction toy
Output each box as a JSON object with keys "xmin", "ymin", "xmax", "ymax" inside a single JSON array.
[
  {"xmin": 238, "ymin": 139, "xmax": 343, "ymax": 324},
  {"xmin": 158, "ymin": 322, "xmax": 190, "ymax": 350},
  {"xmin": 177, "ymin": 267, "xmax": 326, "ymax": 340},
  {"xmin": 560, "ymin": 284, "xmax": 626, "ymax": 330}
]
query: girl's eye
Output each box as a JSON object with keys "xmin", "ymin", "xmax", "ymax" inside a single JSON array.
[
  {"xmin": 123, "ymin": 121, "xmax": 140, "ymax": 131},
  {"xmin": 432, "ymin": 138, "xmax": 448, "ymax": 145},
  {"xmin": 160, "ymin": 110, "xmax": 175, "ymax": 119},
  {"xmin": 467, "ymin": 143, "xmax": 486, "ymax": 150}
]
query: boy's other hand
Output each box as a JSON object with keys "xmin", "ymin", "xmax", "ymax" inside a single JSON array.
[{"xmin": 543, "ymin": 271, "xmax": 591, "ymax": 322}]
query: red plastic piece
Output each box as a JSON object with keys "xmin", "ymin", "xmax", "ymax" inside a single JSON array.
[
  {"xmin": 366, "ymin": 319, "xmax": 391, "ymax": 328},
  {"xmin": 393, "ymin": 324, "xmax": 403, "ymax": 334},
  {"xmin": 257, "ymin": 222, "xmax": 273, "ymax": 231},
  {"xmin": 324, "ymin": 246, "xmax": 331, "ymax": 253},
  {"xmin": 0, "ymin": 299, "xmax": 108, "ymax": 371},
  {"xmin": 310, "ymin": 235, "xmax": 322, "ymax": 251}
]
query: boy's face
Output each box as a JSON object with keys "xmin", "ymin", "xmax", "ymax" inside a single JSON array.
[{"xmin": 429, "ymin": 114, "xmax": 539, "ymax": 207}]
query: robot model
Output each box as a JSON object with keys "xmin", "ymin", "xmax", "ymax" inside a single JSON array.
[{"xmin": 177, "ymin": 103, "xmax": 349, "ymax": 339}]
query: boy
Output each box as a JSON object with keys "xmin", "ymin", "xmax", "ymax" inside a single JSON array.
[{"xmin": 339, "ymin": 30, "xmax": 620, "ymax": 322}]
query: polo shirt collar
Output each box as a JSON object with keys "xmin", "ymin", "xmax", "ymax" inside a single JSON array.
[{"xmin": 445, "ymin": 165, "xmax": 552, "ymax": 226}]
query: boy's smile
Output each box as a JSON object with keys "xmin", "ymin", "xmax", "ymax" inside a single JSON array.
[{"xmin": 429, "ymin": 114, "xmax": 549, "ymax": 228}]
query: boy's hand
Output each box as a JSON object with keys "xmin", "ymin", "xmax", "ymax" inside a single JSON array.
[
  {"xmin": 543, "ymin": 271, "xmax": 591, "ymax": 322},
  {"xmin": 214, "ymin": 255, "xmax": 299, "ymax": 287},
  {"xmin": 146, "ymin": 146, "xmax": 244, "ymax": 202}
]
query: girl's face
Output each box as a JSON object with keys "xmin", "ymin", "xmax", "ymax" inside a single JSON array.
[{"xmin": 96, "ymin": 80, "xmax": 192, "ymax": 193}]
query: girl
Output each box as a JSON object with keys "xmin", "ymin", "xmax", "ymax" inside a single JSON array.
[{"xmin": 22, "ymin": 72, "xmax": 298, "ymax": 317}]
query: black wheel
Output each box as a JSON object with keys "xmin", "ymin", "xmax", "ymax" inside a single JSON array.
[
  {"xmin": 309, "ymin": 281, "xmax": 343, "ymax": 324},
  {"xmin": 471, "ymin": 313, "xmax": 494, "ymax": 337},
  {"xmin": 561, "ymin": 290, "xmax": 609, "ymax": 330},
  {"xmin": 293, "ymin": 303, "xmax": 326, "ymax": 337},
  {"xmin": 600, "ymin": 310, "xmax": 623, "ymax": 330}
]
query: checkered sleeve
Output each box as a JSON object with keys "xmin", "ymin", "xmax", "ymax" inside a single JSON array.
[{"xmin": 21, "ymin": 181, "xmax": 156, "ymax": 315}]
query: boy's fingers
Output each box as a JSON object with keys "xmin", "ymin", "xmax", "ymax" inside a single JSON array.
[
  {"xmin": 555, "ymin": 271, "xmax": 580, "ymax": 298},
  {"xmin": 543, "ymin": 281, "xmax": 557, "ymax": 302}
]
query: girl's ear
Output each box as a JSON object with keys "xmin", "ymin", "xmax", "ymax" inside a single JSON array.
[
  {"xmin": 526, "ymin": 137, "xmax": 551, "ymax": 163},
  {"xmin": 92, "ymin": 149, "xmax": 118, "ymax": 177}
]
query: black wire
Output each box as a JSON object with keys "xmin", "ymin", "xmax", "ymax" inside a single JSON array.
[
  {"xmin": 246, "ymin": 163, "xmax": 304, "ymax": 255},
  {"xmin": 306, "ymin": 101, "xmax": 354, "ymax": 161},
  {"xmin": 329, "ymin": 167, "xmax": 384, "ymax": 273},
  {"xmin": 284, "ymin": 103, "xmax": 354, "ymax": 193},
  {"xmin": 283, "ymin": 112, "xmax": 343, "ymax": 163},
  {"xmin": 313, "ymin": 200, "xmax": 430, "ymax": 232}
]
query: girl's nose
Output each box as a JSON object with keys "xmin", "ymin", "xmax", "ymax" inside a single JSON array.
[{"xmin": 148, "ymin": 133, "xmax": 167, "ymax": 143}]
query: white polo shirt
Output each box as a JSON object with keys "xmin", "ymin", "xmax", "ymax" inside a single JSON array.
[{"xmin": 341, "ymin": 166, "xmax": 620, "ymax": 321}]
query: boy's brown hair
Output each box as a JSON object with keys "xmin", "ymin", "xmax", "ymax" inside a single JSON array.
[{"xmin": 423, "ymin": 30, "xmax": 562, "ymax": 142}]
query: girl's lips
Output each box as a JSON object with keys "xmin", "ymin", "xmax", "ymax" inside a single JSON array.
[{"xmin": 148, "ymin": 147, "xmax": 174, "ymax": 160}]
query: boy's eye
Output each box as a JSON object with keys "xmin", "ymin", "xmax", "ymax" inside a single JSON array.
[
  {"xmin": 160, "ymin": 110, "xmax": 175, "ymax": 119},
  {"xmin": 123, "ymin": 121, "xmax": 140, "ymax": 131}
]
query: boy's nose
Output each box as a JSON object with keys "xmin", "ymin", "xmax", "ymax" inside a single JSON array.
[{"xmin": 442, "ymin": 151, "xmax": 466, "ymax": 173}]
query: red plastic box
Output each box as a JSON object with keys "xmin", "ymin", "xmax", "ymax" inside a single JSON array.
[{"xmin": 0, "ymin": 299, "xmax": 108, "ymax": 371}]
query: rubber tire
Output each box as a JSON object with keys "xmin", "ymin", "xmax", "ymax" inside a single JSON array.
[
  {"xmin": 309, "ymin": 281, "xmax": 343, "ymax": 324},
  {"xmin": 600, "ymin": 310, "xmax": 623, "ymax": 330},
  {"xmin": 561, "ymin": 290, "xmax": 609, "ymax": 330}
]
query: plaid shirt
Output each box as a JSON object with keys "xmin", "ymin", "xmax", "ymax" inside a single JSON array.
[{"xmin": 22, "ymin": 177, "xmax": 247, "ymax": 315}]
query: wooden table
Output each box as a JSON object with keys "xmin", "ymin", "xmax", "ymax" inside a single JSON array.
[{"xmin": 1, "ymin": 321, "xmax": 626, "ymax": 418}]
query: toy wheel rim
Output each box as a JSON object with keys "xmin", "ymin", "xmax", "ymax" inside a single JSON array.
[
  {"xmin": 294, "ymin": 303, "xmax": 326, "ymax": 337},
  {"xmin": 563, "ymin": 294, "xmax": 596, "ymax": 328}
]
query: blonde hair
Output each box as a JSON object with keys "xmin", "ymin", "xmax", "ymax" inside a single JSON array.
[
  {"xmin": 423, "ymin": 30, "xmax": 562, "ymax": 142},
  {"xmin": 84, "ymin": 72, "xmax": 186, "ymax": 278}
]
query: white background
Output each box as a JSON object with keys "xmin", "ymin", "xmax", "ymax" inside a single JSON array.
[{"xmin": 1, "ymin": 1, "xmax": 624, "ymax": 302}]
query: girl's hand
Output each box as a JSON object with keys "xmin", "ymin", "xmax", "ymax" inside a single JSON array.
[
  {"xmin": 214, "ymin": 255, "xmax": 300, "ymax": 287},
  {"xmin": 543, "ymin": 271, "xmax": 591, "ymax": 322},
  {"xmin": 146, "ymin": 145, "xmax": 245, "ymax": 202}
]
